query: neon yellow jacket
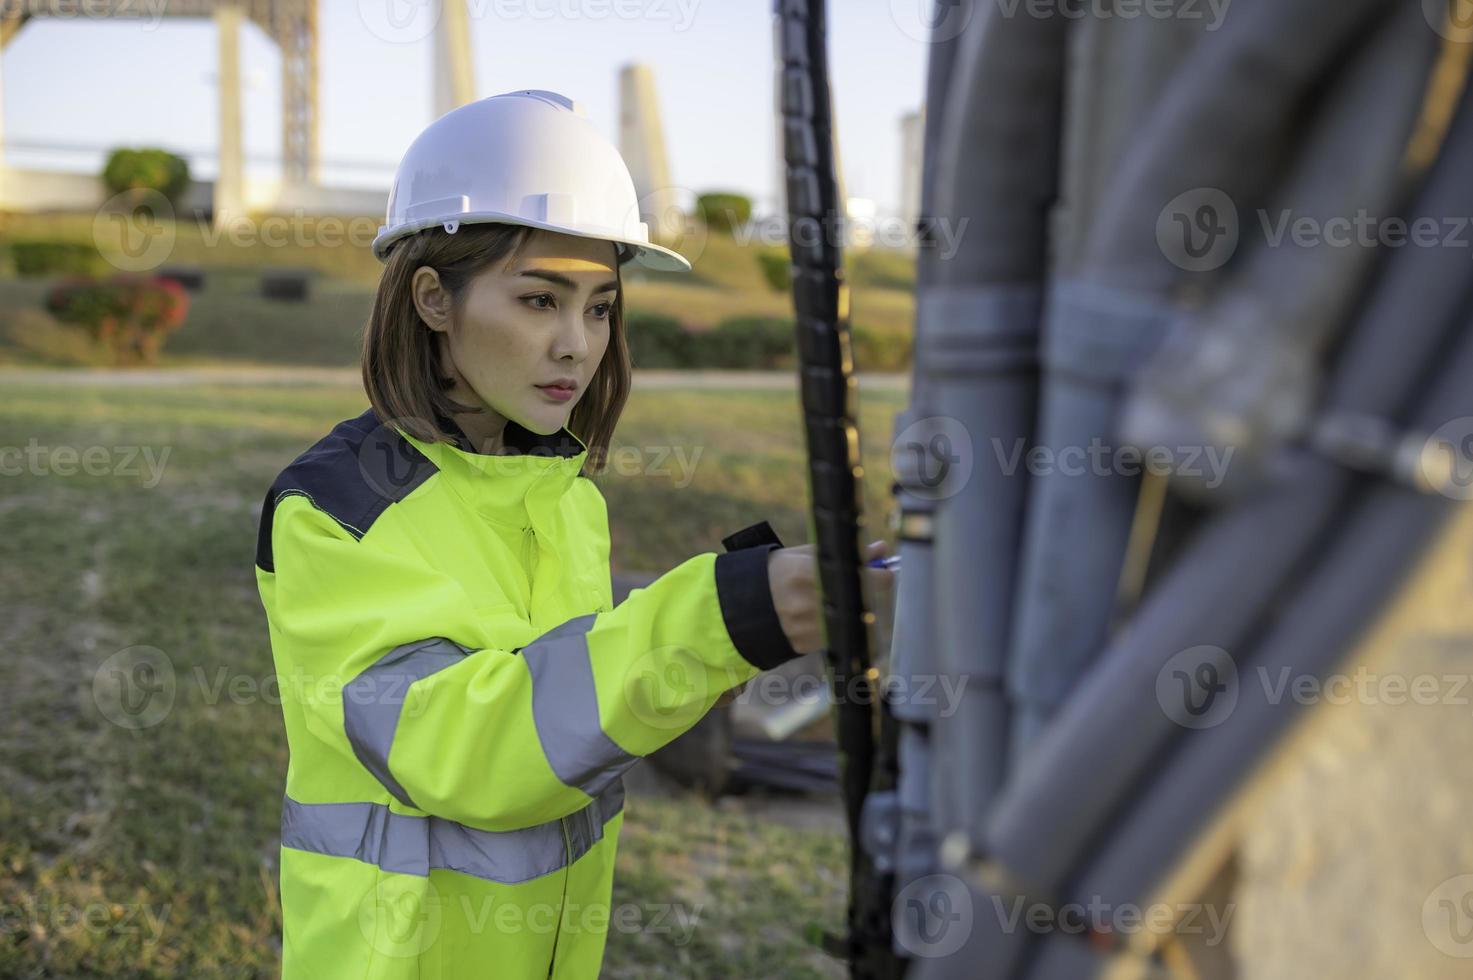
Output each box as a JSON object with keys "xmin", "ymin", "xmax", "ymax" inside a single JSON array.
[{"xmin": 254, "ymin": 408, "xmax": 800, "ymax": 979}]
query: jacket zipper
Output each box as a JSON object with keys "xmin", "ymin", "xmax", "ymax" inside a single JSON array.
[{"xmin": 545, "ymin": 814, "xmax": 574, "ymax": 978}]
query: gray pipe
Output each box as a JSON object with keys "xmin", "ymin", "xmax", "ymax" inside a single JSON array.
[
  {"xmin": 882, "ymin": 4, "xmax": 968, "ymax": 957},
  {"xmin": 982, "ymin": 74, "xmax": 1473, "ymax": 909},
  {"xmin": 1029, "ymin": 305, "xmax": 1473, "ymax": 979},
  {"xmin": 921, "ymin": 0, "xmax": 1066, "ymax": 846},
  {"xmin": 1005, "ymin": 0, "xmax": 1404, "ymax": 763},
  {"xmin": 903, "ymin": 2, "xmax": 1067, "ymax": 975},
  {"xmin": 1083, "ymin": 0, "xmax": 1397, "ymax": 291},
  {"xmin": 1055, "ymin": 8, "xmax": 1206, "ymax": 272},
  {"xmin": 1120, "ymin": 0, "xmax": 1443, "ymax": 500}
]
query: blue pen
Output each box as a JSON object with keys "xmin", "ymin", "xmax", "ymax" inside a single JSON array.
[{"xmin": 866, "ymin": 556, "xmax": 901, "ymax": 570}]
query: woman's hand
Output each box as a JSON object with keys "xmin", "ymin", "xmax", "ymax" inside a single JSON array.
[{"xmin": 766, "ymin": 539, "xmax": 894, "ymax": 655}]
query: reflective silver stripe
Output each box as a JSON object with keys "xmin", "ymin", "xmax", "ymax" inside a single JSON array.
[
  {"xmin": 342, "ymin": 636, "xmax": 472, "ymax": 809},
  {"xmin": 523, "ymin": 613, "xmax": 640, "ymax": 797},
  {"xmin": 281, "ymin": 779, "xmax": 626, "ymax": 885}
]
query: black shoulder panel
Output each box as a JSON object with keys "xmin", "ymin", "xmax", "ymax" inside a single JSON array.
[{"xmin": 255, "ymin": 408, "xmax": 438, "ymax": 572}]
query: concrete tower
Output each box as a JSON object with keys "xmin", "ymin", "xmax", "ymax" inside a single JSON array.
[
  {"xmin": 433, "ymin": 0, "xmax": 477, "ymax": 118},
  {"xmin": 214, "ymin": 4, "xmax": 245, "ymax": 224},
  {"xmin": 618, "ymin": 63, "xmax": 683, "ymax": 242},
  {"xmin": 900, "ymin": 108, "xmax": 924, "ymax": 236}
]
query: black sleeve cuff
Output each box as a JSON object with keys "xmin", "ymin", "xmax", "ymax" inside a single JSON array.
[{"xmin": 713, "ymin": 544, "xmax": 802, "ymax": 671}]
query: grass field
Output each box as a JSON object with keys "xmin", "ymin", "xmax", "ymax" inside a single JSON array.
[
  {"xmin": 0, "ymin": 376, "xmax": 908, "ymax": 978},
  {"xmin": 0, "ymin": 211, "xmax": 916, "ymax": 370}
]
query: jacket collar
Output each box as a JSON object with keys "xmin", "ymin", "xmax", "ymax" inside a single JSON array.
[{"xmin": 393, "ymin": 410, "xmax": 589, "ymax": 528}]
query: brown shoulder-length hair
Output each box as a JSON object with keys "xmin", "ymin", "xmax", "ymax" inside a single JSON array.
[{"xmin": 361, "ymin": 222, "xmax": 630, "ymax": 477}]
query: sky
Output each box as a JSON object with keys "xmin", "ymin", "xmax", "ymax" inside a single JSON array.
[{"xmin": 3, "ymin": 0, "xmax": 935, "ymax": 217}]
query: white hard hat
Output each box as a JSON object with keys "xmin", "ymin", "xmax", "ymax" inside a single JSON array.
[{"xmin": 372, "ymin": 89, "xmax": 691, "ymax": 272}]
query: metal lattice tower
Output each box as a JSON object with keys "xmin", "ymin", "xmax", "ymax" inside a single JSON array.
[{"xmin": 0, "ymin": 0, "xmax": 318, "ymax": 222}]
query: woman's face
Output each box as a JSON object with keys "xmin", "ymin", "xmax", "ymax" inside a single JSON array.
[{"xmin": 414, "ymin": 228, "xmax": 618, "ymax": 443}]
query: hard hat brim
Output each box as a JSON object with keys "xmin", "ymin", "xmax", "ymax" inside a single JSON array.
[{"xmin": 372, "ymin": 213, "xmax": 692, "ymax": 273}]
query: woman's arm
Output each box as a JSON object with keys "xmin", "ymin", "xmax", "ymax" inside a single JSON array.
[{"xmin": 259, "ymin": 494, "xmax": 800, "ymax": 831}]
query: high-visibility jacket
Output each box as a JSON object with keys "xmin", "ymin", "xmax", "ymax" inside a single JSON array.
[{"xmin": 254, "ymin": 407, "xmax": 800, "ymax": 979}]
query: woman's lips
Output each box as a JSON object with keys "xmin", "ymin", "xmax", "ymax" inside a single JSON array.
[{"xmin": 535, "ymin": 384, "xmax": 574, "ymax": 402}]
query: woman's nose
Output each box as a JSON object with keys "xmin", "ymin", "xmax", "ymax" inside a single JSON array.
[{"xmin": 552, "ymin": 313, "xmax": 590, "ymax": 360}]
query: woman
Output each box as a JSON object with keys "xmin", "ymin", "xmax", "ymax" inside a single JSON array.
[{"xmin": 254, "ymin": 90, "xmax": 891, "ymax": 979}]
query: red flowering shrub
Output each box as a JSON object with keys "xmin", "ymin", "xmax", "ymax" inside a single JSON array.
[{"xmin": 44, "ymin": 274, "xmax": 190, "ymax": 365}]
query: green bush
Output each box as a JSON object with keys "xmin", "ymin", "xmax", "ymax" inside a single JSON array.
[
  {"xmin": 696, "ymin": 192, "xmax": 753, "ymax": 235},
  {"xmin": 45, "ymin": 274, "xmax": 191, "ymax": 365},
  {"xmin": 625, "ymin": 311, "xmax": 694, "ymax": 368},
  {"xmin": 9, "ymin": 240, "xmax": 108, "ymax": 278},
  {"xmin": 102, "ymin": 146, "xmax": 191, "ymax": 204},
  {"xmin": 755, "ymin": 250, "xmax": 791, "ymax": 292},
  {"xmin": 701, "ymin": 316, "xmax": 794, "ymax": 369}
]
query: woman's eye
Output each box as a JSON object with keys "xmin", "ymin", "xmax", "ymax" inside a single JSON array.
[
  {"xmin": 525, "ymin": 293, "xmax": 555, "ymax": 310},
  {"xmin": 590, "ymin": 302, "xmax": 612, "ymax": 320}
]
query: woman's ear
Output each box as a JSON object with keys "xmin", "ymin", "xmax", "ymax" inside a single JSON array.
[{"xmin": 411, "ymin": 266, "xmax": 454, "ymax": 334}]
